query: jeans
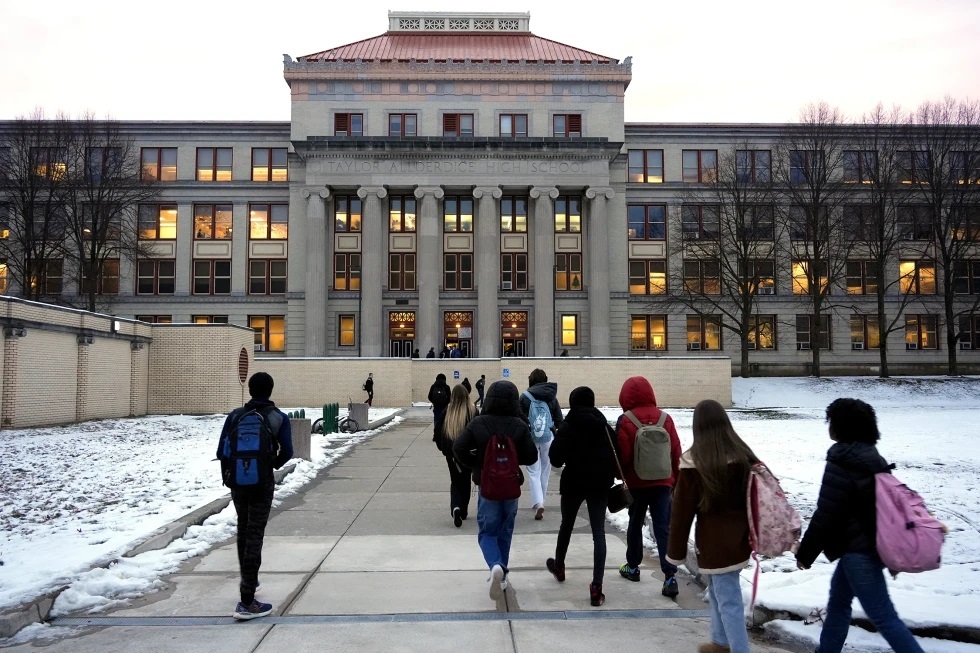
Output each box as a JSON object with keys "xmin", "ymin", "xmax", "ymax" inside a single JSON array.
[
  {"xmin": 625, "ymin": 485, "xmax": 678, "ymax": 576},
  {"xmin": 525, "ymin": 438, "xmax": 553, "ymax": 509},
  {"xmin": 707, "ymin": 570, "xmax": 750, "ymax": 653},
  {"xmin": 445, "ymin": 455, "xmax": 472, "ymax": 517},
  {"xmin": 555, "ymin": 491, "xmax": 607, "ymax": 586},
  {"xmin": 231, "ymin": 483, "xmax": 274, "ymax": 605},
  {"xmin": 818, "ymin": 553, "xmax": 924, "ymax": 653},
  {"xmin": 476, "ymin": 494, "xmax": 519, "ymax": 570}
]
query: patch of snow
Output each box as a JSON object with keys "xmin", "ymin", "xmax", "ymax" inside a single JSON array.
[{"xmin": 767, "ymin": 619, "xmax": 980, "ymax": 652}]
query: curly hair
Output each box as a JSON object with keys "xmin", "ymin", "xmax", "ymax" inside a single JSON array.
[{"xmin": 825, "ymin": 398, "xmax": 880, "ymax": 444}]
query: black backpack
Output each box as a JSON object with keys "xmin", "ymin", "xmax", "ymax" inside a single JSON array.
[
  {"xmin": 220, "ymin": 407, "xmax": 283, "ymax": 489},
  {"xmin": 432, "ymin": 384, "xmax": 450, "ymax": 407}
]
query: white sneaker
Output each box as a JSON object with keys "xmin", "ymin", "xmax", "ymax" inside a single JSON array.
[
  {"xmin": 500, "ymin": 575, "xmax": 509, "ymax": 591},
  {"xmin": 489, "ymin": 564, "xmax": 504, "ymax": 600}
]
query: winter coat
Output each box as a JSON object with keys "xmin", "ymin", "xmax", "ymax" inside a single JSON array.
[
  {"xmin": 364, "ymin": 378, "xmax": 374, "ymax": 393},
  {"xmin": 453, "ymin": 381, "xmax": 538, "ymax": 486},
  {"xmin": 519, "ymin": 382, "xmax": 564, "ymax": 431},
  {"xmin": 216, "ymin": 398, "xmax": 294, "ymax": 477},
  {"xmin": 615, "ymin": 376, "xmax": 681, "ymax": 489},
  {"xmin": 549, "ymin": 405, "xmax": 617, "ymax": 495},
  {"xmin": 796, "ymin": 441, "xmax": 891, "ymax": 568},
  {"xmin": 427, "ymin": 380, "xmax": 451, "ymax": 410},
  {"xmin": 433, "ymin": 407, "xmax": 474, "ymax": 458},
  {"xmin": 666, "ymin": 452, "xmax": 752, "ymax": 574},
  {"xmin": 426, "ymin": 348, "xmax": 436, "ymax": 359}
]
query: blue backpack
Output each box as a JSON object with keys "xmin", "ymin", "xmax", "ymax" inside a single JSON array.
[
  {"xmin": 522, "ymin": 391, "xmax": 554, "ymax": 444},
  {"xmin": 220, "ymin": 407, "xmax": 283, "ymax": 489}
]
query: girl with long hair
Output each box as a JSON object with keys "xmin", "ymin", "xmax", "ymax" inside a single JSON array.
[{"xmin": 434, "ymin": 384, "xmax": 477, "ymax": 527}]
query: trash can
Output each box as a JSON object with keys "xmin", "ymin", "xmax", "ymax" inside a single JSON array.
[{"xmin": 348, "ymin": 402, "xmax": 370, "ymax": 432}]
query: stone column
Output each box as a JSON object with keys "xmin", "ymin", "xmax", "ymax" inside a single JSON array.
[
  {"xmin": 303, "ymin": 186, "xmax": 330, "ymax": 356},
  {"xmin": 414, "ymin": 186, "xmax": 445, "ymax": 358},
  {"xmin": 474, "ymin": 186, "xmax": 502, "ymax": 358},
  {"xmin": 357, "ymin": 186, "xmax": 387, "ymax": 357},
  {"xmin": 586, "ymin": 187, "xmax": 616, "ymax": 357},
  {"xmin": 530, "ymin": 186, "xmax": 559, "ymax": 356}
]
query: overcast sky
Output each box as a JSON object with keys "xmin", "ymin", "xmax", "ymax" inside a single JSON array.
[{"xmin": 1, "ymin": 0, "xmax": 978, "ymax": 124}]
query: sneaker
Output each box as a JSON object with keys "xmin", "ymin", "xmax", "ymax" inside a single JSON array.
[
  {"xmin": 662, "ymin": 575, "xmax": 679, "ymax": 598},
  {"xmin": 619, "ymin": 563, "xmax": 640, "ymax": 582},
  {"xmin": 589, "ymin": 583, "xmax": 605, "ymax": 607},
  {"xmin": 534, "ymin": 506, "xmax": 545, "ymax": 520},
  {"xmin": 453, "ymin": 507, "xmax": 463, "ymax": 528},
  {"xmin": 546, "ymin": 558, "xmax": 566, "ymax": 582},
  {"xmin": 232, "ymin": 600, "xmax": 273, "ymax": 621},
  {"xmin": 489, "ymin": 564, "xmax": 505, "ymax": 600},
  {"xmin": 501, "ymin": 573, "xmax": 509, "ymax": 592}
]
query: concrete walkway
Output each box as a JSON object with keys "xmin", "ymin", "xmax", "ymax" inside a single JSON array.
[{"xmin": 9, "ymin": 409, "xmax": 798, "ymax": 652}]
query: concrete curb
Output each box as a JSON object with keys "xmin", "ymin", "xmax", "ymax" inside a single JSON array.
[{"xmin": 0, "ymin": 590, "xmax": 61, "ymax": 640}]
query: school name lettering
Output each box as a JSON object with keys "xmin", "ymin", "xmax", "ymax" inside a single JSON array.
[{"xmin": 315, "ymin": 159, "xmax": 592, "ymax": 175}]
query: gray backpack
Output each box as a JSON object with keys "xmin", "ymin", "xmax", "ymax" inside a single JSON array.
[{"xmin": 625, "ymin": 410, "xmax": 672, "ymax": 481}]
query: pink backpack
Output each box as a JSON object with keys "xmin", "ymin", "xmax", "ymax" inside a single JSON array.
[
  {"xmin": 747, "ymin": 462, "xmax": 802, "ymax": 611},
  {"xmin": 875, "ymin": 472, "xmax": 944, "ymax": 573}
]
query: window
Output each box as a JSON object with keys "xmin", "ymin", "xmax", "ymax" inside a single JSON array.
[
  {"xmin": 683, "ymin": 259, "xmax": 721, "ymax": 295},
  {"xmin": 31, "ymin": 258, "xmax": 63, "ymax": 295},
  {"xmin": 905, "ymin": 314, "xmax": 938, "ymax": 349},
  {"xmin": 682, "ymin": 150, "xmax": 718, "ymax": 183},
  {"xmin": 250, "ymin": 315, "xmax": 285, "ymax": 352},
  {"xmin": 951, "ymin": 151, "xmax": 980, "ymax": 184},
  {"xmin": 193, "ymin": 260, "xmax": 232, "ymax": 295},
  {"xmin": 954, "ymin": 260, "xmax": 980, "ymax": 294},
  {"xmin": 194, "ymin": 204, "xmax": 233, "ymax": 239},
  {"xmin": 959, "ymin": 314, "xmax": 980, "ymax": 350},
  {"xmin": 389, "ymin": 253, "xmax": 416, "ymax": 290},
  {"xmin": 790, "ymin": 150, "xmax": 823, "ymax": 184},
  {"xmin": 335, "ymin": 113, "xmax": 363, "ymax": 137},
  {"xmin": 953, "ymin": 208, "xmax": 980, "ymax": 241},
  {"xmin": 86, "ymin": 147, "xmax": 122, "ymax": 183},
  {"xmin": 335, "ymin": 196, "xmax": 362, "ymax": 232},
  {"xmin": 555, "ymin": 253, "xmax": 583, "ymax": 291},
  {"xmin": 796, "ymin": 314, "xmax": 831, "ymax": 350},
  {"xmin": 389, "ymin": 197, "xmax": 416, "ymax": 232},
  {"xmin": 443, "ymin": 114, "xmax": 474, "ymax": 137},
  {"xmin": 792, "ymin": 260, "xmax": 829, "ymax": 295},
  {"xmin": 444, "ymin": 253, "xmax": 474, "ymax": 290},
  {"xmin": 192, "ymin": 315, "xmax": 229, "ymax": 324},
  {"xmin": 682, "ymin": 205, "xmax": 720, "ymax": 240},
  {"xmin": 561, "ymin": 314, "xmax": 578, "ymax": 346},
  {"xmin": 30, "ymin": 147, "xmax": 67, "ymax": 180},
  {"xmin": 444, "ymin": 197, "xmax": 473, "ymax": 232},
  {"xmin": 501, "ymin": 253, "xmax": 528, "ymax": 290},
  {"xmin": 850, "ymin": 314, "xmax": 880, "ymax": 350},
  {"xmin": 81, "ymin": 259, "xmax": 119, "ymax": 295},
  {"xmin": 339, "ymin": 315, "xmax": 356, "ymax": 347},
  {"xmin": 499, "ymin": 114, "xmax": 528, "ymax": 138},
  {"xmin": 788, "ymin": 205, "xmax": 830, "ymax": 241},
  {"xmin": 631, "ymin": 315, "xmax": 667, "ymax": 351},
  {"xmin": 248, "ymin": 259, "xmax": 287, "ymax": 294},
  {"xmin": 135, "ymin": 315, "xmax": 172, "ymax": 324},
  {"xmin": 842, "ymin": 204, "xmax": 877, "ymax": 240},
  {"xmin": 553, "ymin": 114, "xmax": 582, "ymax": 138},
  {"xmin": 388, "ymin": 113, "xmax": 417, "ymax": 137},
  {"xmin": 628, "ymin": 204, "xmax": 666, "ymax": 240},
  {"xmin": 843, "ymin": 150, "xmax": 877, "ymax": 183},
  {"xmin": 743, "ymin": 205, "xmax": 775, "ymax": 240},
  {"xmin": 687, "ymin": 315, "xmax": 722, "ymax": 351},
  {"xmin": 736, "ymin": 150, "xmax": 771, "ymax": 183},
  {"xmin": 138, "ymin": 204, "xmax": 177, "ymax": 240},
  {"xmin": 846, "ymin": 261, "xmax": 878, "ymax": 295},
  {"xmin": 0, "ymin": 203, "xmax": 9, "ymax": 238},
  {"xmin": 900, "ymin": 260, "xmax": 936, "ymax": 294},
  {"xmin": 249, "ymin": 204, "xmax": 288, "ymax": 239},
  {"xmin": 251, "ymin": 147, "xmax": 287, "ymax": 182},
  {"xmin": 742, "ymin": 259, "xmax": 775, "ymax": 295},
  {"xmin": 0, "ymin": 260, "xmax": 8, "ymax": 293},
  {"xmin": 554, "ymin": 197, "xmax": 581, "ymax": 233},
  {"xmin": 628, "ymin": 260, "xmax": 667, "ymax": 295},
  {"xmin": 136, "ymin": 259, "xmax": 176, "ymax": 295},
  {"xmin": 334, "ymin": 253, "xmax": 361, "ymax": 290},
  {"xmin": 747, "ymin": 315, "xmax": 776, "ymax": 350},
  {"xmin": 140, "ymin": 147, "xmax": 177, "ymax": 182},
  {"xmin": 500, "ymin": 197, "xmax": 528, "ymax": 233},
  {"xmin": 196, "ymin": 147, "xmax": 232, "ymax": 181},
  {"xmin": 899, "ymin": 150, "xmax": 931, "ymax": 184},
  {"xmin": 628, "ymin": 150, "xmax": 664, "ymax": 183},
  {"xmin": 897, "ymin": 205, "xmax": 932, "ymax": 240}
]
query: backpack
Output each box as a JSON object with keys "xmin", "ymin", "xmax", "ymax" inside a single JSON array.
[
  {"xmin": 480, "ymin": 433, "xmax": 522, "ymax": 500},
  {"xmin": 522, "ymin": 391, "xmax": 554, "ymax": 444},
  {"xmin": 431, "ymin": 384, "xmax": 450, "ymax": 407},
  {"xmin": 875, "ymin": 471, "xmax": 944, "ymax": 573},
  {"xmin": 624, "ymin": 410, "xmax": 672, "ymax": 481},
  {"xmin": 746, "ymin": 462, "xmax": 802, "ymax": 611},
  {"xmin": 220, "ymin": 407, "xmax": 283, "ymax": 489}
]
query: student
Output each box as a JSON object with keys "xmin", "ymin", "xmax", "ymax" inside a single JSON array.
[
  {"xmin": 795, "ymin": 399, "xmax": 926, "ymax": 653},
  {"xmin": 462, "ymin": 377, "xmax": 472, "ymax": 395},
  {"xmin": 666, "ymin": 399, "xmax": 759, "ymax": 653},
  {"xmin": 546, "ymin": 386, "xmax": 617, "ymax": 606},
  {"xmin": 434, "ymin": 385, "xmax": 477, "ymax": 527},
  {"xmin": 363, "ymin": 372, "xmax": 374, "ymax": 407},
  {"xmin": 216, "ymin": 372, "xmax": 293, "ymax": 620},
  {"xmin": 412, "ymin": 348, "xmax": 420, "ymax": 359},
  {"xmin": 426, "ymin": 347, "xmax": 436, "ymax": 359},
  {"xmin": 520, "ymin": 368, "xmax": 564, "ymax": 519},
  {"xmin": 427, "ymin": 373, "xmax": 451, "ymax": 422},
  {"xmin": 475, "ymin": 375, "xmax": 486, "ymax": 409}
]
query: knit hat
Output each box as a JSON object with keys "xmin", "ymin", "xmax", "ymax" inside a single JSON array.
[{"xmin": 568, "ymin": 386, "xmax": 595, "ymax": 409}]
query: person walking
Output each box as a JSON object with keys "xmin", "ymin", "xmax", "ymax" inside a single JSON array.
[
  {"xmin": 666, "ymin": 399, "xmax": 759, "ymax": 653},
  {"xmin": 453, "ymin": 380, "xmax": 537, "ymax": 600},
  {"xmin": 475, "ymin": 374, "xmax": 486, "ymax": 410},
  {"xmin": 412, "ymin": 348, "xmax": 420, "ymax": 358},
  {"xmin": 427, "ymin": 373, "xmax": 452, "ymax": 422},
  {"xmin": 795, "ymin": 398, "xmax": 926, "ymax": 653},
  {"xmin": 216, "ymin": 372, "xmax": 293, "ymax": 620},
  {"xmin": 426, "ymin": 347, "xmax": 436, "ymax": 359},
  {"xmin": 434, "ymin": 384, "xmax": 477, "ymax": 527},
  {"xmin": 615, "ymin": 375, "xmax": 682, "ymax": 598},
  {"xmin": 545, "ymin": 386, "xmax": 617, "ymax": 606},
  {"xmin": 520, "ymin": 368, "xmax": 564, "ymax": 520},
  {"xmin": 363, "ymin": 372, "xmax": 374, "ymax": 407},
  {"xmin": 462, "ymin": 377, "xmax": 472, "ymax": 395}
]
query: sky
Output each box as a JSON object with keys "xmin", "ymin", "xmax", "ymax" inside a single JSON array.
[{"xmin": 1, "ymin": 0, "xmax": 979, "ymax": 124}]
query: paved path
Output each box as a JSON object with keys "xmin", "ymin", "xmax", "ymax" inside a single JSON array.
[{"xmin": 9, "ymin": 409, "xmax": 798, "ymax": 652}]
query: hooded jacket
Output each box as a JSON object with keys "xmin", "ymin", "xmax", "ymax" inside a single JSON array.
[
  {"xmin": 519, "ymin": 381, "xmax": 564, "ymax": 431},
  {"xmin": 796, "ymin": 441, "xmax": 891, "ymax": 568},
  {"xmin": 428, "ymin": 376, "xmax": 452, "ymax": 411},
  {"xmin": 549, "ymin": 387, "xmax": 617, "ymax": 495},
  {"xmin": 453, "ymin": 380, "xmax": 538, "ymax": 486},
  {"xmin": 615, "ymin": 376, "xmax": 682, "ymax": 489}
]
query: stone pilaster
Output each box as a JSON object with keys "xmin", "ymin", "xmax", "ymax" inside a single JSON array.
[
  {"xmin": 414, "ymin": 186, "xmax": 445, "ymax": 357},
  {"xmin": 586, "ymin": 187, "xmax": 615, "ymax": 356},
  {"xmin": 357, "ymin": 186, "xmax": 388, "ymax": 356},
  {"xmin": 530, "ymin": 186, "xmax": 559, "ymax": 356},
  {"xmin": 303, "ymin": 186, "xmax": 330, "ymax": 356},
  {"xmin": 474, "ymin": 186, "xmax": 502, "ymax": 358}
]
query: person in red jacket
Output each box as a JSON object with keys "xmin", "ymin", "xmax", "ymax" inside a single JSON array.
[{"xmin": 615, "ymin": 375, "xmax": 682, "ymax": 598}]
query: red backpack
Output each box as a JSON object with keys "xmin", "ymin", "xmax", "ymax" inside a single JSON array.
[{"xmin": 480, "ymin": 434, "xmax": 522, "ymax": 501}]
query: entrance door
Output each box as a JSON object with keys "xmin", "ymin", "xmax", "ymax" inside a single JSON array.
[
  {"xmin": 389, "ymin": 311, "xmax": 416, "ymax": 358},
  {"xmin": 389, "ymin": 340, "xmax": 413, "ymax": 357},
  {"xmin": 501, "ymin": 311, "xmax": 528, "ymax": 357},
  {"xmin": 444, "ymin": 311, "xmax": 474, "ymax": 357}
]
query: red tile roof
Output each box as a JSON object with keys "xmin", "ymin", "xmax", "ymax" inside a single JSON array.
[{"xmin": 299, "ymin": 33, "xmax": 617, "ymax": 64}]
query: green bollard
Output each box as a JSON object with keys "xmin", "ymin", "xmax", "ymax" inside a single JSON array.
[
  {"xmin": 331, "ymin": 402, "xmax": 339, "ymax": 433},
  {"xmin": 300, "ymin": 408, "xmax": 306, "ymax": 418}
]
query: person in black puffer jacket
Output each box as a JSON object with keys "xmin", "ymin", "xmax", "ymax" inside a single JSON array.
[
  {"xmin": 545, "ymin": 386, "xmax": 617, "ymax": 607},
  {"xmin": 796, "ymin": 398, "xmax": 924, "ymax": 653}
]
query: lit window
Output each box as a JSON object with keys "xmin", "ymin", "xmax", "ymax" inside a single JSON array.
[
  {"xmin": 629, "ymin": 260, "xmax": 667, "ymax": 295},
  {"xmin": 335, "ymin": 196, "xmax": 362, "ymax": 232},
  {"xmin": 250, "ymin": 315, "xmax": 285, "ymax": 352},
  {"xmin": 792, "ymin": 260, "xmax": 828, "ymax": 295},
  {"xmin": 747, "ymin": 315, "xmax": 776, "ymax": 350},
  {"xmin": 389, "ymin": 197, "xmax": 416, "ymax": 232},
  {"xmin": 556, "ymin": 253, "xmax": 583, "ymax": 291},
  {"xmin": 251, "ymin": 148, "xmax": 287, "ymax": 182},
  {"xmin": 249, "ymin": 204, "xmax": 288, "ymax": 239},
  {"xmin": 138, "ymin": 204, "xmax": 177, "ymax": 240},
  {"xmin": 335, "ymin": 253, "xmax": 361, "ymax": 291},
  {"xmin": 850, "ymin": 314, "xmax": 880, "ymax": 350},
  {"xmin": 141, "ymin": 147, "xmax": 177, "ymax": 182},
  {"xmin": 194, "ymin": 204, "xmax": 233, "ymax": 239},
  {"xmin": 628, "ymin": 150, "xmax": 664, "ymax": 183},
  {"xmin": 905, "ymin": 314, "xmax": 938, "ymax": 350},
  {"xmin": 631, "ymin": 315, "xmax": 667, "ymax": 351},
  {"xmin": 196, "ymin": 147, "xmax": 232, "ymax": 181},
  {"xmin": 339, "ymin": 315, "xmax": 356, "ymax": 346},
  {"xmin": 686, "ymin": 315, "xmax": 721, "ymax": 350},
  {"xmin": 554, "ymin": 197, "xmax": 581, "ymax": 233},
  {"xmin": 191, "ymin": 315, "xmax": 229, "ymax": 324},
  {"xmin": 899, "ymin": 260, "xmax": 936, "ymax": 294},
  {"xmin": 682, "ymin": 150, "xmax": 717, "ymax": 183},
  {"xmin": 561, "ymin": 314, "xmax": 578, "ymax": 346}
]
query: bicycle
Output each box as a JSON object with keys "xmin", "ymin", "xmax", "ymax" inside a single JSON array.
[{"xmin": 337, "ymin": 397, "xmax": 359, "ymax": 433}]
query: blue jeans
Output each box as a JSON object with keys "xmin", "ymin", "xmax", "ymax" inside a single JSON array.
[
  {"xmin": 818, "ymin": 553, "xmax": 924, "ymax": 653},
  {"xmin": 625, "ymin": 485, "xmax": 678, "ymax": 577},
  {"xmin": 707, "ymin": 571, "xmax": 750, "ymax": 653},
  {"xmin": 476, "ymin": 495, "xmax": 518, "ymax": 570}
]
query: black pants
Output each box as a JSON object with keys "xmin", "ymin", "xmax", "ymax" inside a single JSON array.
[
  {"xmin": 231, "ymin": 483, "xmax": 274, "ymax": 605},
  {"xmin": 555, "ymin": 491, "xmax": 607, "ymax": 586},
  {"xmin": 445, "ymin": 455, "xmax": 472, "ymax": 518},
  {"xmin": 625, "ymin": 485, "xmax": 677, "ymax": 576}
]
